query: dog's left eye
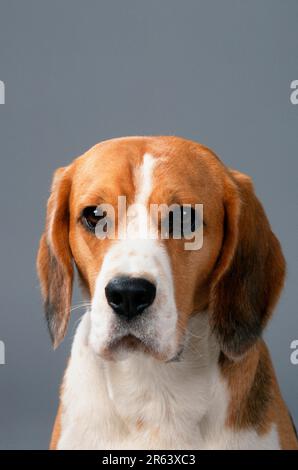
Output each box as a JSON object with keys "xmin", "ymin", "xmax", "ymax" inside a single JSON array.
[
  {"xmin": 180, "ymin": 206, "xmax": 198, "ymax": 237},
  {"xmin": 81, "ymin": 206, "xmax": 105, "ymax": 232},
  {"xmin": 163, "ymin": 206, "xmax": 200, "ymax": 238}
]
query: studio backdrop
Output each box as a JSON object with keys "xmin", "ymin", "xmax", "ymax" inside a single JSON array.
[{"xmin": 0, "ymin": 0, "xmax": 297, "ymax": 450}]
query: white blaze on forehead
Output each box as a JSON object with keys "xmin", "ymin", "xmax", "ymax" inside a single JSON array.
[
  {"xmin": 126, "ymin": 153, "xmax": 157, "ymax": 239},
  {"xmin": 134, "ymin": 153, "xmax": 157, "ymax": 205}
]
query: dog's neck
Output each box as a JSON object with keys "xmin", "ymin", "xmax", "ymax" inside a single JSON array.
[
  {"xmin": 60, "ymin": 311, "xmax": 232, "ymax": 449},
  {"xmin": 103, "ymin": 312, "xmax": 221, "ymax": 424},
  {"xmin": 59, "ymin": 311, "xmax": 280, "ymax": 449}
]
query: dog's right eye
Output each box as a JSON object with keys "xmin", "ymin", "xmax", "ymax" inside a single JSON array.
[{"xmin": 81, "ymin": 206, "xmax": 104, "ymax": 233}]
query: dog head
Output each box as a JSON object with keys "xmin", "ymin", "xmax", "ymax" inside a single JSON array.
[{"xmin": 37, "ymin": 136, "xmax": 285, "ymax": 361}]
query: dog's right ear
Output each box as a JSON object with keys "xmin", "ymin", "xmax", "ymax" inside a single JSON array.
[{"xmin": 37, "ymin": 166, "xmax": 73, "ymax": 348}]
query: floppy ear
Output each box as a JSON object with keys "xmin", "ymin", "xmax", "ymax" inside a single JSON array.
[
  {"xmin": 37, "ymin": 167, "xmax": 73, "ymax": 348},
  {"xmin": 210, "ymin": 170, "xmax": 286, "ymax": 359}
]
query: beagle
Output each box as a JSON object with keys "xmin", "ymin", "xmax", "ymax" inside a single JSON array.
[{"xmin": 37, "ymin": 136, "xmax": 298, "ymax": 450}]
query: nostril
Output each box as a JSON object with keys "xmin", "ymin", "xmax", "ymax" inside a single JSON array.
[
  {"xmin": 134, "ymin": 287, "xmax": 156, "ymax": 311},
  {"xmin": 110, "ymin": 291, "xmax": 122, "ymax": 306},
  {"xmin": 134, "ymin": 292, "xmax": 148, "ymax": 305}
]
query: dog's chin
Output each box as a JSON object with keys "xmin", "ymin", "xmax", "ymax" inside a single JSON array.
[{"xmin": 96, "ymin": 334, "xmax": 178, "ymax": 362}]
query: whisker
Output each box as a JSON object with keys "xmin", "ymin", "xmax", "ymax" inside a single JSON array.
[
  {"xmin": 69, "ymin": 302, "xmax": 92, "ymax": 313},
  {"xmin": 70, "ymin": 312, "xmax": 88, "ymax": 336}
]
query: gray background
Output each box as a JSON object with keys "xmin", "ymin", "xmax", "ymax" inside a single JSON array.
[{"xmin": 0, "ymin": 0, "xmax": 297, "ymax": 449}]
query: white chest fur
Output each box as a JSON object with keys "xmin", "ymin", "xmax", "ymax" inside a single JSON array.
[{"xmin": 57, "ymin": 312, "xmax": 280, "ymax": 450}]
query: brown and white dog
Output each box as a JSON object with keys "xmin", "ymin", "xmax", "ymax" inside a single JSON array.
[{"xmin": 37, "ymin": 136, "xmax": 297, "ymax": 450}]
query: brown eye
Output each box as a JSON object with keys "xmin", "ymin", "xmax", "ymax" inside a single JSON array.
[
  {"xmin": 180, "ymin": 206, "xmax": 198, "ymax": 237},
  {"xmin": 81, "ymin": 206, "xmax": 105, "ymax": 233},
  {"xmin": 162, "ymin": 206, "xmax": 200, "ymax": 238}
]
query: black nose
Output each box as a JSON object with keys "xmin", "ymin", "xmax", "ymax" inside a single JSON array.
[{"xmin": 105, "ymin": 276, "xmax": 156, "ymax": 320}]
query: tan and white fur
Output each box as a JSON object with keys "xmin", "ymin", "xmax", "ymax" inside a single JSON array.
[{"xmin": 37, "ymin": 136, "xmax": 298, "ymax": 450}]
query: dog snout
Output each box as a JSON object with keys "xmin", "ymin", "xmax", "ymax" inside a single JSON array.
[{"xmin": 105, "ymin": 276, "xmax": 156, "ymax": 320}]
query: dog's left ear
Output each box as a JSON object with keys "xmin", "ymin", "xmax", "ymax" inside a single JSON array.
[
  {"xmin": 210, "ymin": 169, "xmax": 286, "ymax": 359},
  {"xmin": 37, "ymin": 166, "xmax": 73, "ymax": 348}
]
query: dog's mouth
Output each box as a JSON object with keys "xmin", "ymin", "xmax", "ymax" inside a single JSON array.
[
  {"xmin": 101, "ymin": 333, "xmax": 171, "ymax": 361},
  {"xmin": 100, "ymin": 332, "xmax": 184, "ymax": 363},
  {"xmin": 98, "ymin": 334, "xmax": 150, "ymax": 360},
  {"xmin": 111, "ymin": 334, "xmax": 147, "ymax": 353}
]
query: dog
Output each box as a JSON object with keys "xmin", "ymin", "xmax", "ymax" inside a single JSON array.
[{"xmin": 37, "ymin": 136, "xmax": 298, "ymax": 449}]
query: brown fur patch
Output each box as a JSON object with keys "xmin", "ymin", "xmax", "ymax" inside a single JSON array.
[
  {"xmin": 220, "ymin": 341, "xmax": 298, "ymax": 448},
  {"xmin": 49, "ymin": 403, "xmax": 62, "ymax": 450},
  {"xmin": 219, "ymin": 342, "xmax": 272, "ymax": 434}
]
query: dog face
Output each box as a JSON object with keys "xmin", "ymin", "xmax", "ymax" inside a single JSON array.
[{"xmin": 37, "ymin": 136, "xmax": 285, "ymax": 361}]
